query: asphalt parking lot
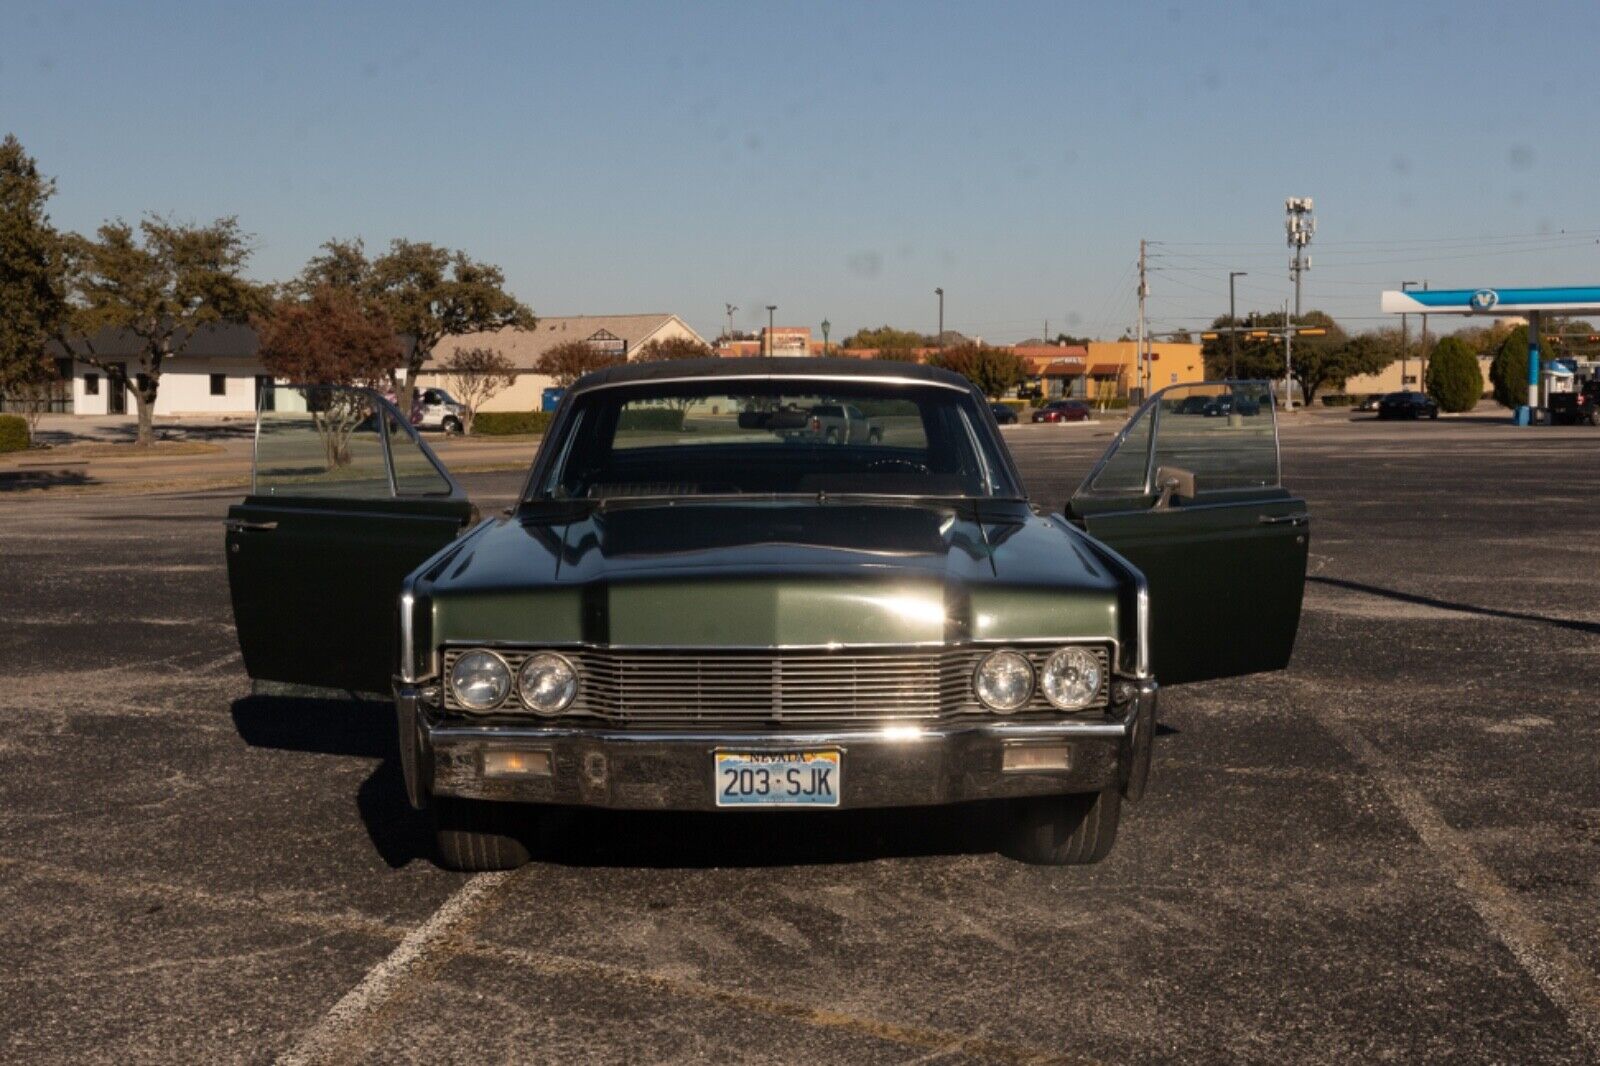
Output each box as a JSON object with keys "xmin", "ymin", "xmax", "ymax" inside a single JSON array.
[{"xmin": 2, "ymin": 414, "xmax": 1598, "ymax": 1064}]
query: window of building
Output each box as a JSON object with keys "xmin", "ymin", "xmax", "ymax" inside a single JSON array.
[
  {"xmin": 210, "ymin": 373, "xmax": 227, "ymax": 396},
  {"xmin": 85, "ymin": 374, "xmax": 100, "ymax": 396}
]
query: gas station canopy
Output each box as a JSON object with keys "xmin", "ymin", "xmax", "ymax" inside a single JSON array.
[{"xmin": 1380, "ymin": 285, "xmax": 1600, "ymax": 424}]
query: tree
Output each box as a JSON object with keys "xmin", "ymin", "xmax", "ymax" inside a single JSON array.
[
  {"xmin": 535, "ymin": 339, "xmax": 624, "ymax": 387},
  {"xmin": 439, "ymin": 345, "xmax": 516, "ymax": 434},
  {"xmin": 926, "ymin": 343, "xmax": 1030, "ymax": 398},
  {"xmin": 294, "ymin": 238, "xmax": 535, "ymax": 418},
  {"xmin": 1198, "ymin": 310, "xmax": 1392, "ymax": 405},
  {"xmin": 1488, "ymin": 326, "xmax": 1529, "ymax": 410},
  {"xmin": 871, "ymin": 346, "xmax": 923, "ymax": 363},
  {"xmin": 0, "ymin": 135, "xmax": 68, "ymax": 404},
  {"xmin": 1426, "ymin": 336, "xmax": 1482, "ymax": 413},
  {"xmin": 63, "ymin": 216, "xmax": 266, "ymax": 445},
  {"xmin": 1054, "ymin": 333, "xmax": 1092, "ymax": 347},
  {"xmin": 257, "ymin": 286, "xmax": 401, "ymax": 468},
  {"xmin": 841, "ymin": 325, "xmax": 929, "ymax": 354},
  {"xmin": 634, "ymin": 335, "xmax": 714, "ymax": 361}
]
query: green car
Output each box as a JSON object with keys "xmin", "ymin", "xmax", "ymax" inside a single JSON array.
[{"xmin": 226, "ymin": 362, "xmax": 1307, "ymax": 869}]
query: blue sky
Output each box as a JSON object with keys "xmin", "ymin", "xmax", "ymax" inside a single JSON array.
[{"xmin": 5, "ymin": 1, "xmax": 1599, "ymax": 342}]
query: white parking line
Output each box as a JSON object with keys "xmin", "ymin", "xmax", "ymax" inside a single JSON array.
[
  {"xmin": 275, "ymin": 871, "xmax": 516, "ymax": 1066},
  {"xmin": 1324, "ymin": 718, "xmax": 1600, "ymax": 1054}
]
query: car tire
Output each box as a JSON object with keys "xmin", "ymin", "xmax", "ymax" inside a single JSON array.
[
  {"xmin": 868, "ymin": 429, "xmax": 883, "ymax": 443},
  {"xmin": 825, "ymin": 428, "xmax": 839, "ymax": 444},
  {"xmin": 1429, "ymin": 409, "xmax": 1438, "ymax": 420},
  {"xmin": 433, "ymin": 797, "xmax": 531, "ymax": 871},
  {"xmin": 443, "ymin": 417, "xmax": 463, "ymax": 435},
  {"xmin": 1002, "ymin": 788, "xmax": 1121, "ymax": 865}
]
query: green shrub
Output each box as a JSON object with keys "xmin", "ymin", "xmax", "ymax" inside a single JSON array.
[
  {"xmin": 1321, "ymin": 394, "xmax": 1355, "ymax": 407},
  {"xmin": 0, "ymin": 415, "xmax": 28, "ymax": 453},
  {"xmin": 1488, "ymin": 326, "xmax": 1529, "ymax": 409},
  {"xmin": 472, "ymin": 411, "xmax": 553, "ymax": 435},
  {"xmin": 1426, "ymin": 336, "xmax": 1483, "ymax": 413},
  {"xmin": 616, "ymin": 408, "xmax": 685, "ymax": 431}
]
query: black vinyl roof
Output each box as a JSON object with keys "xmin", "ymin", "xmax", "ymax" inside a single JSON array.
[{"xmin": 569, "ymin": 356, "xmax": 974, "ymax": 393}]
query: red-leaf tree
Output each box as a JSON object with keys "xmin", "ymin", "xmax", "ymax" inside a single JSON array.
[
  {"xmin": 535, "ymin": 339, "xmax": 625, "ymax": 386},
  {"xmin": 634, "ymin": 336, "xmax": 713, "ymax": 361}
]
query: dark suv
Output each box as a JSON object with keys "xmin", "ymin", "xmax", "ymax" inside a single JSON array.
[{"xmin": 1550, "ymin": 380, "xmax": 1600, "ymax": 425}]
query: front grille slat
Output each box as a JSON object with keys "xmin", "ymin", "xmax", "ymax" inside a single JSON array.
[{"xmin": 441, "ymin": 645, "xmax": 1110, "ymax": 727}]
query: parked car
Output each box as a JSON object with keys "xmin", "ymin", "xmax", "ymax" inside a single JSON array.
[
  {"xmin": 1376, "ymin": 391, "xmax": 1439, "ymax": 420},
  {"xmin": 1177, "ymin": 395, "xmax": 1211, "ymax": 415},
  {"xmin": 1201, "ymin": 394, "xmax": 1262, "ymax": 418},
  {"xmin": 412, "ymin": 387, "xmax": 468, "ymax": 434},
  {"xmin": 802, "ymin": 403, "xmax": 882, "ymax": 444},
  {"xmin": 1031, "ymin": 399, "xmax": 1092, "ymax": 423},
  {"xmin": 989, "ymin": 403, "xmax": 1019, "ymax": 425},
  {"xmin": 1549, "ymin": 380, "xmax": 1600, "ymax": 425},
  {"xmin": 225, "ymin": 363, "xmax": 1307, "ymax": 870},
  {"xmin": 1355, "ymin": 395, "xmax": 1381, "ymax": 412}
]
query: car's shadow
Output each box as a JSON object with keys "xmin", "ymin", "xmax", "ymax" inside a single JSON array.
[{"xmin": 230, "ymin": 694, "xmax": 1034, "ymax": 869}]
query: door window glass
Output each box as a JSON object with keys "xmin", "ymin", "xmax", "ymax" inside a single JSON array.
[
  {"xmin": 385, "ymin": 408, "xmax": 453, "ymax": 496},
  {"xmin": 254, "ymin": 386, "xmax": 391, "ymax": 497},
  {"xmin": 1078, "ymin": 382, "xmax": 1278, "ymax": 497}
]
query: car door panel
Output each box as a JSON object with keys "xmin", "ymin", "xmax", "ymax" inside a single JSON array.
[
  {"xmin": 1068, "ymin": 382, "xmax": 1308, "ymax": 686},
  {"xmin": 225, "ymin": 387, "xmax": 474, "ymax": 694}
]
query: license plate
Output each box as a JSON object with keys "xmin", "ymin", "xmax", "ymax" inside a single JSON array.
[{"xmin": 714, "ymin": 750, "xmax": 840, "ymax": 808}]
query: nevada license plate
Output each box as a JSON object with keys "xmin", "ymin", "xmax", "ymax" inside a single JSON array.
[{"xmin": 714, "ymin": 750, "xmax": 841, "ymax": 807}]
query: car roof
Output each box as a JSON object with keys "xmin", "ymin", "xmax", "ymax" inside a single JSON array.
[{"xmin": 567, "ymin": 356, "xmax": 974, "ymax": 395}]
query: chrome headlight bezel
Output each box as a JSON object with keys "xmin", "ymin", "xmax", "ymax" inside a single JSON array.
[
  {"xmin": 516, "ymin": 651, "xmax": 579, "ymax": 716},
  {"xmin": 973, "ymin": 649, "xmax": 1034, "ymax": 713},
  {"xmin": 448, "ymin": 649, "xmax": 513, "ymax": 711},
  {"xmin": 1039, "ymin": 645, "xmax": 1104, "ymax": 710}
]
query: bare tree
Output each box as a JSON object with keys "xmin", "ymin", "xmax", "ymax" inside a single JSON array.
[
  {"xmin": 634, "ymin": 336, "xmax": 713, "ymax": 362},
  {"xmin": 439, "ymin": 345, "xmax": 516, "ymax": 435}
]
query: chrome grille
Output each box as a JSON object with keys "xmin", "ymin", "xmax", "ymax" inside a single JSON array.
[{"xmin": 441, "ymin": 645, "xmax": 1110, "ymax": 726}]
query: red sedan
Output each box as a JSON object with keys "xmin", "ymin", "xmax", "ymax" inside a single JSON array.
[{"xmin": 1031, "ymin": 400, "xmax": 1092, "ymax": 423}]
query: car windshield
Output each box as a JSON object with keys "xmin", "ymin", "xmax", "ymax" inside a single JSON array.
[{"xmin": 531, "ymin": 378, "xmax": 1019, "ymax": 501}]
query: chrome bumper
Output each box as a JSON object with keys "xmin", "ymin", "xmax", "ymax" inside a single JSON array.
[{"xmin": 395, "ymin": 682, "xmax": 1156, "ymax": 811}]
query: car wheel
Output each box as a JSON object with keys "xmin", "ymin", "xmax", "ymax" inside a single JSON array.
[
  {"xmin": 432, "ymin": 797, "xmax": 531, "ymax": 871},
  {"xmin": 1589, "ymin": 409, "xmax": 1600, "ymax": 426},
  {"xmin": 1002, "ymin": 788, "xmax": 1121, "ymax": 865},
  {"xmin": 825, "ymin": 428, "xmax": 839, "ymax": 444},
  {"xmin": 1429, "ymin": 408, "xmax": 1438, "ymax": 420},
  {"xmin": 868, "ymin": 429, "xmax": 883, "ymax": 443},
  {"xmin": 442, "ymin": 416, "xmax": 463, "ymax": 435}
]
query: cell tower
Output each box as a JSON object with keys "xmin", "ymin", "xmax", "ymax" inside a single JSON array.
[{"xmin": 1285, "ymin": 198, "xmax": 1315, "ymax": 316}]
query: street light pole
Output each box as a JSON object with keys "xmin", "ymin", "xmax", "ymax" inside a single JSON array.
[
  {"xmin": 1229, "ymin": 272, "xmax": 1247, "ymax": 378},
  {"xmin": 1400, "ymin": 281, "xmax": 1419, "ymax": 388},
  {"xmin": 765, "ymin": 305, "xmax": 777, "ymax": 357},
  {"xmin": 821, "ymin": 319, "xmax": 830, "ymax": 356},
  {"xmin": 935, "ymin": 288, "xmax": 944, "ymax": 345}
]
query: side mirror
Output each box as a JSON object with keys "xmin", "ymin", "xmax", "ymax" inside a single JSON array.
[{"xmin": 1153, "ymin": 465, "xmax": 1196, "ymax": 510}]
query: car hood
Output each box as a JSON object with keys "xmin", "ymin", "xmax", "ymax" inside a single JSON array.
[{"xmin": 422, "ymin": 501, "xmax": 1122, "ymax": 648}]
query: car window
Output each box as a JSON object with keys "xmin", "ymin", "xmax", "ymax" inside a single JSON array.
[
  {"xmin": 535, "ymin": 380, "xmax": 1019, "ymax": 500},
  {"xmin": 253, "ymin": 384, "xmax": 453, "ymax": 498},
  {"xmin": 1080, "ymin": 382, "xmax": 1278, "ymax": 497}
]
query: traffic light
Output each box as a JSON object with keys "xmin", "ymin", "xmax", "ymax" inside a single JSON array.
[
  {"xmin": 1297, "ymin": 328, "xmax": 1327, "ymax": 337},
  {"xmin": 1201, "ymin": 332, "xmax": 1220, "ymax": 341}
]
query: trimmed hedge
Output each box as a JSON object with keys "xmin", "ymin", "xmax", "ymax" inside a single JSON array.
[
  {"xmin": 472, "ymin": 411, "xmax": 553, "ymax": 435},
  {"xmin": 1426, "ymin": 336, "xmax": 1483, "ymax": 413},
  {"xmin": 1489, "ymin": 326, "xmax": 1529, "ymax": 410},
  {"xmin": 0, "ymin": 415, "xmax": 28, "ymax": 453},
  {"xmin": 1321, "ymin": 394, "xmax": 1356, "ymax": 407},
  {"xmin": 617, "ymin": 408, "xmax": 685, "ymax": 431}
]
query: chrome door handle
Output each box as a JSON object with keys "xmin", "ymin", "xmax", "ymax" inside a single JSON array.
[
  {"xmin": 226, "ymin": 519, "xmax": 279, "ymax": 532},
  {"xmin": 1259, "ymin": 513, "xmax": 1309, "ymax": 526}
]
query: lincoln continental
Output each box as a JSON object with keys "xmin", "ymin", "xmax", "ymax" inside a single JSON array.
[{"xmin": 226, "ymin": 360, "xmax": 1307, "ymax": 869}]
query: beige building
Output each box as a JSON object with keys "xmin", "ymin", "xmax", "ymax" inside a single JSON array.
[
  {"xmin": 416, "ymin": 313, "xmax": 707, "ymax": 412},
  {"xmin": 1341, "ymin": 355, "xmax": 1494, "ymax": 399}
]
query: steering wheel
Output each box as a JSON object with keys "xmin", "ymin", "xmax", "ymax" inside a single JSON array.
[{"xmin": 866, "ymin": 457, "xmax": 930, "ymax": 474}]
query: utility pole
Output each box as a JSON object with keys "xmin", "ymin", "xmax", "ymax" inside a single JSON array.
[
  {"xmin": 1285, "ymin": 198, "xmax": 1315, "ymax": 317},
  {"xmin": 1136, "ymin": 240, "xmax": 1148, "ymax": 400},
  {"xmin": 935, "ymin": 288, "xmax": 944, "ymax": 345},
  {"xmin": 821, "ymin": 318, "xmax": 830, "ymax": 356},
  {"xmin": 1044, "ymin": 319, "xmax": 1049, "ymax": 344},
  {"xmin": 1229, "ymin": 271, "xmax": 1247, "ymax": 378},
  {"xmin": 724, "ymin": 303, "xmax": 738, "ymax": 342},
  {"xmin": 1400, "ymin": 280, "xmax": 1419, "ymax": 388},
  {"xmin": 1419, "ymin": 279, "xmax": 1430, "ymax": 391},
  {"xmin": 1282, "ymin": 300, "xmax": 1293, "ymax": 410},
  {"xmin": 765, "ymin": 305, "xmax": 777, "ymax": 356}
]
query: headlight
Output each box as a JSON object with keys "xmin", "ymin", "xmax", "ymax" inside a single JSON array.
[
  {"xmin": 517, "ymin": 652, "xmax": 578, "ymax": 715},
  {"xmin": 974, "ymin": 650, "xmax": 1033, "ymax": 712},
  {"xmin": 1040, "ymin": 646, "xmax": 1103, "ymax": 710},
  {"xmin": 449, "ymin": 650, "xmax": 512, "ymax": 711}
]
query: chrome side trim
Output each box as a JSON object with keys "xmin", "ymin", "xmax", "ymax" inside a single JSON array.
[
  {"xmin": 398, "ymin": 588, "xmax": 420, "ymax": 683},
  {"xmin": 424, "ymin": 717, "xmax": 1131, "ymax": 746}
]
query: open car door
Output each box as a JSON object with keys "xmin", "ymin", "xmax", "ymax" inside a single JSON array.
[
  {"xmin": 1066, "ymin": 382, "xmax": 1307, "ymax": 685},
  {"xmin": 226, "ymin": 385, "xmax": 477, "ymax": 693}
]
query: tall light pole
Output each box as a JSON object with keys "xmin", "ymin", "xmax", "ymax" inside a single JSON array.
[
  {"xmin": 821, "ymin": 319, "xmax": 830, "ymax": 356},
  {"xmin": 724, "ymin": 303, "xmax": 738, "ymax": 342},
  {"xmin": 1400, "ymin": 280, "xmax": 1419, "ymax": 388},
  {"xmin": 1229, "ymin": 271, "xmax": 1247, "ymax": 378},
  {"xmin": 935, "ymin": 288, "xmax": 944, "ymax": 345},
  {"xmin": 765, "ymin": 305, "xmax": 777, "ymax": 356}
]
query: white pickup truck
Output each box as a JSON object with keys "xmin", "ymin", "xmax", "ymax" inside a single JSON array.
[{"xmin": 411, "ymin": 388, "xmax": 468, "ymax": 434}]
